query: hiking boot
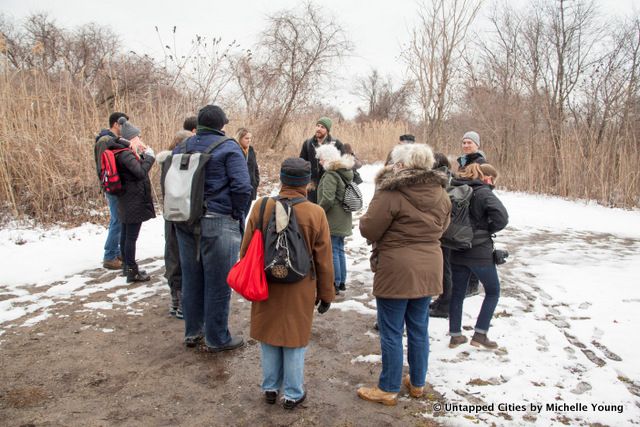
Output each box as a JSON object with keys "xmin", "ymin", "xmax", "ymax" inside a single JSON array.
[
  {"xmin": 449, "ymin": 335, "xmax": 468, "ymax": 348},
  {"xmin": 470, "ymin": 332, "xmax": 498, "ymax": 349},
  {"xmin": 175, "ymin": 307, "xmax": 183, "ymax": 319},
  {"xmin": 265, "ymin": 391, "xmax": 278, "ymax": 405},
  {"xmin": 184, "ymin": 335, "xmax": 203, "ymax": 348},
  {"xmin": 357, "ymin": 386, "xmax": 398, "ymax": 406},
  {"xmin": 203, "ymin": 335, "xmax": 245, "ymax": 353},
  {"xmin": 103, "ymin": 258, "xmax": 122, "ymax": 270},
  {"xmin": 403, "ymin": 375, "xmax": 424, "ymax": 398},
  {"xmin": 430, "ymin": 304, "xmax": 449, "ymax": 319},
  {"xmin": 338, "ymin": 283, "xmax": 346, "ymax": 291},
  {"xmin": 466, "ymin": 281, "xmax": 480, "ymax": 297},
  {"xmin": 283, "ymin": 392, "xmax": 306, "ymax": 410},
  {"xmin": 126, "ymin": 265, "xmax": 150, "ymax": 283}
]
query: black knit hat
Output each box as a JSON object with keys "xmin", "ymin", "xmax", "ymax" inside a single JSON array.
[
  {"xmin": 197, "ymin": 105, "xmax": 229, "ymax": 130},
  {"xmin": 280, "ymin": 158, "xmax": 311, "ymax": 187}
]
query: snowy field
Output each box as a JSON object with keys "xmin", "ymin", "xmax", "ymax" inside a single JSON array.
[{"xmin": 1, "ymin": 164, "xmax": 639, "ymax": 426}]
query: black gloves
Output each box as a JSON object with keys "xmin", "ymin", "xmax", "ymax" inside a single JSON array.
[{"xmin": 316, "ymin": 300, "xmax": 330, "ymax": 314}]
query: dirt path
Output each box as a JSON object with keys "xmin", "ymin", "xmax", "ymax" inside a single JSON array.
[{"xmin": 0, "ymin": 256, "xmax": 443, "ymax": 426}]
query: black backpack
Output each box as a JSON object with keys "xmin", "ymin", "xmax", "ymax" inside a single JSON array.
[
  {"xmin": 441, "ymin": 184, "xmax": 474, "ymax": 250},
  {"xmin": 262, "ymin": 197, "xmax": 313, "ymax": 283}
]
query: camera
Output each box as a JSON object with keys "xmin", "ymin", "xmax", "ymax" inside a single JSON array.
[{"xmin": 493, "ymin": 249, "xmax": 509, "ymax": 265}]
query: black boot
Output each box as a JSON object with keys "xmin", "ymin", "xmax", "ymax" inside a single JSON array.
[{"xmin": 127, "ymin": 265, "xmax": 150, "ymax": 283}]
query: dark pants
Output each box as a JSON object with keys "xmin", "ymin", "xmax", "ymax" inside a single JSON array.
[
  {"xmin": 449, "ymin": 263, "xmax": 501, "ymax": 334},
  {"xmin": 120, "ymin": 222, "xmax": 142, "ymax": 267},
  {"xmin": 164, "ymin": 220, "xmax": 182, "ymax": 296}
]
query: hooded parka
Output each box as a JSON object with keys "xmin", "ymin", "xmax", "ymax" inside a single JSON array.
[
  {"xmin": 316, "ymin": 154, "xmax": 355, "ymax": 237},
  {"xmin": 359, "ymin": 166, "xmax": 451, "ymax": 299}
]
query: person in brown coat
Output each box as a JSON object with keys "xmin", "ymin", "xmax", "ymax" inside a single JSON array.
[
  {"xmin": 239, "ymin": 157, "xmax": 335, "ymax": 410},
  {"xmin": 357, "ymin": 143, "xmax": 451, "ymax": 406}
]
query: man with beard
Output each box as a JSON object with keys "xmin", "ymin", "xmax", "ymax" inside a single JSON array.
[{"xmin": 299, "ymin": 117, "xmax": 345, "ymax": 203}]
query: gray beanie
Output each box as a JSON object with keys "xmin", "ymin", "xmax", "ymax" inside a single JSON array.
[
  {"xmin": 462, "ymin": 131, "xmax": 480, "ymax": 147},
  {"xmin": 118, "ymin": 116, "xmax": 141, "ymax": 140}
]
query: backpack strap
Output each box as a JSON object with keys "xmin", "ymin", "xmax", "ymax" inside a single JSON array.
[{"xmin": 257, "ymin": 197, "xmax": 269, "ymax": 233}]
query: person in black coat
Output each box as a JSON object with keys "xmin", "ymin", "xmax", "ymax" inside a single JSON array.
[
  {"xmin": 235, "ymin": 128, "xmax": 260, "ymax": 202},
  {"xmin": 106, "ymin": 117, "xmax": 156, "ymax": 282},
  {"xmin": 448, "ymin": 163, "xmax": 508, "ymax": 350},
  {"xmin": 299, "ymin": 117, "xmax": 345, "ymax": 203}
]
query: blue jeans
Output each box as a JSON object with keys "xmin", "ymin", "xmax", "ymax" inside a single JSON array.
[
  {"xmin": 260, "ymin": 343, "xmax": 306, "ymax": 401},
  {"xmin": 376, "ymin": 297, "xmax": 431, "ymax": 392},
  {"xmin": 119, "ymin": 222, "xmax": 142, "ymax": 267},
  {"xmin": 449, "ymin": 263, "xmax": 501, "ymax": 335},
  {"xmin": 176, "ymin": 213, "xmax": 241, "ymax": 347},
  {"xmin": 331, "ymin": 235, "xmax": 347, "ymax": 285},
  {"xmin": 104, "ymin": 193, "xmax": 121, "ymax": 260}
]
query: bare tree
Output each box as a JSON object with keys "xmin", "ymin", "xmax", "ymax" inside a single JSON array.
[
  {"xmin": 258, "ymin": 1, "xmax": 351, "ymax": 149},
  {"xmin": 402, "ymin": 0, "xmax": 482, "ymax": 144},
  {"xmin": 353, "ymin": 69, "xmax": 414, "ymax": 122}
]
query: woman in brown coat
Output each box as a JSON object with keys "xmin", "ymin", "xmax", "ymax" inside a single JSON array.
[
  {"xmin": 239, "ymin": 157, "xmax": 335, "ymax": 410},
  {"xmin": 357, "ymin": 143, "xmax": 451, "ymax": 406}
]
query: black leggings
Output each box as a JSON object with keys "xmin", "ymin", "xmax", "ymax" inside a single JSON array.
[{"xmin": 120, "ymin": 222, "xmax": 142, "ymax": 267}]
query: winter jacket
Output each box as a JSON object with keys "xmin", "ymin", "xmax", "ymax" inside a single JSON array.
[
  {"xmin": 241, "ymin": 186, "xmax": 335, "ymax": 348},
  {"xmin": 105, "ymin": 138, "xmax": 155, "ymax": 224},
  {"xmin": 173, "ymin": 129, "xmax": 252, "ymax": 220},
  {"xmin": 94, "ymin": 129, "xmax": 133, "ymax": 184},
  {"xmin": 299, "ymin": 135, "xmax": 346, "ymax": 185},
  {"xmin": 449, "ymin": 178, "xmax": 509, "ymax": 266},
  {"xmin": 246, "ymin": 146, "xmax": 260, "ymax": 201},
  {"xmin": 359, "ymin": 166, "xmax": 451, "ymax": 299},
  {"xmin": 456, "ymin": 151, "xmax": 486, "ymax": 169},
  {"xmin": 317, "ymin": 155, "xmax": 355, "ymax": 237}
]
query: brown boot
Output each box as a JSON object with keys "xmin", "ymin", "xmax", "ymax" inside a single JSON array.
[
  {"xmin": 357, "ymin": 386, "xmax": 398, "ymax": 406},
  {"xmin": 470, "ymin": 332, "xmax": 498, "ymax": 349},
  {"xmin": 402, "ymin": 375, "xmax": 424, "ymax": 398},
  {"xmin": 449, "ymin": 335, "xmax": 468, "ymax": 348},
  {"xmin": 103, "ymin": 258, "xmax": 122, "ymax": 270}
]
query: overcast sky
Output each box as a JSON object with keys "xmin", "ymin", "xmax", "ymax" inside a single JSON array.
[{"xmin": 2, "ymin": 0, "xmax": 638, "ymax": 118}]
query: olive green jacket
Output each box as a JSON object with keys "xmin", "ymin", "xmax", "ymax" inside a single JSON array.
[{"xmin": 317, "ymin": 155, "xmax": 355, "ymax": 237}]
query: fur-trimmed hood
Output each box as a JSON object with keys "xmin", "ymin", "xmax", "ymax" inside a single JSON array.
[
  {"xmin": 322, "ymin": 154, "xmax": 355, "ymax": 172},
  {"xmin": 375, "ymin": 166, "xmax": 449, "ymax": 212},
  {"xmin": 156, "ymin": 150, "xmax": 172, "ymax": 164},
  {"xmin": 376, "ymin": 166, "xmax": 448, "ymax": 191}
]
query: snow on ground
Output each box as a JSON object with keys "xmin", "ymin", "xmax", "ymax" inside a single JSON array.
[{"xmin": 1, "ymin": 163, "xmax": 640, "ymax": 426}]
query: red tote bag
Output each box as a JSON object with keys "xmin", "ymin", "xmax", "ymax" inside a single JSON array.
[{"xmin": 227, "ymin": 198, "xmax": 268, "ymax": 302}]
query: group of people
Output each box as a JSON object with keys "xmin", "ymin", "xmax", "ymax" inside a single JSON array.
[{"xmin": 93, "ymin": 105, "xmax": 509, "ymax": 410}]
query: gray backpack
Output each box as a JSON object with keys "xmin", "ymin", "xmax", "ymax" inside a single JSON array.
[{"xmin": 160, "ymin": 136, "xmax": 232, "ymax": 224}]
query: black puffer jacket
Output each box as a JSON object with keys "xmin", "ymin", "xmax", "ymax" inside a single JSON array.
[
  {"xmin": 456, "ymin": 152, "xmax": 486, "ymax": 169},
  {"xmin": 246, "ymin": 146, "xmax": 260, "ymax": 201},
  {"xmin": 106, "ymin": 138, "xmax": 155, "ymax": 224},
  {"xmin": 449, "ymin": 178, "xmax": 508, "ymax": 266}
]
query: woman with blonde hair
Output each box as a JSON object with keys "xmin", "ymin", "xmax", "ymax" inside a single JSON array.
[
  {"xmin": 448, "ymin": 162, "xmax": 508, "ymax": 349},
  {"xmin": 357, "ymin": 143, "xmax": 451, "ymax": 406},
  {"xmin": 235, "ymin": 128, "xmax": 260, "ymax": 202}
]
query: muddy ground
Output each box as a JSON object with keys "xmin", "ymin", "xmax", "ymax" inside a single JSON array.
[{"xmin": 0, "ymin": 256, "xmax": 444, "ymax": 427}]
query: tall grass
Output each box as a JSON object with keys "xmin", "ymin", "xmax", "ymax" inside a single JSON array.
[{"xmin": 0, "ymin": 70, "xmax": 638, "ymax": 226}]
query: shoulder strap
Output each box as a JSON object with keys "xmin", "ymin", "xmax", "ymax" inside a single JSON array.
[
  {"xmin": 257, "ymin": 197, "xmax": 269, "ymax": 232},
  {"xmin": 204, "ymin": 137, "xmax": 234, "ymax": 154}
]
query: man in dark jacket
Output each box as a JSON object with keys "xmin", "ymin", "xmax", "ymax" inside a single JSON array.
[
  {"xmin": 299, "ymin": 117, "xmax": 345, "ymax": 203},
  {"xmin": 94, "ymin": 112, "xmax": 143, "ymax": 270},
  {"xmin": 173, "ymin": 105, "xmax": 253, "ymax": 352},
  {"xmin": 456, "ymin": 131, "xmax": 486, "ymax": 170}
]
